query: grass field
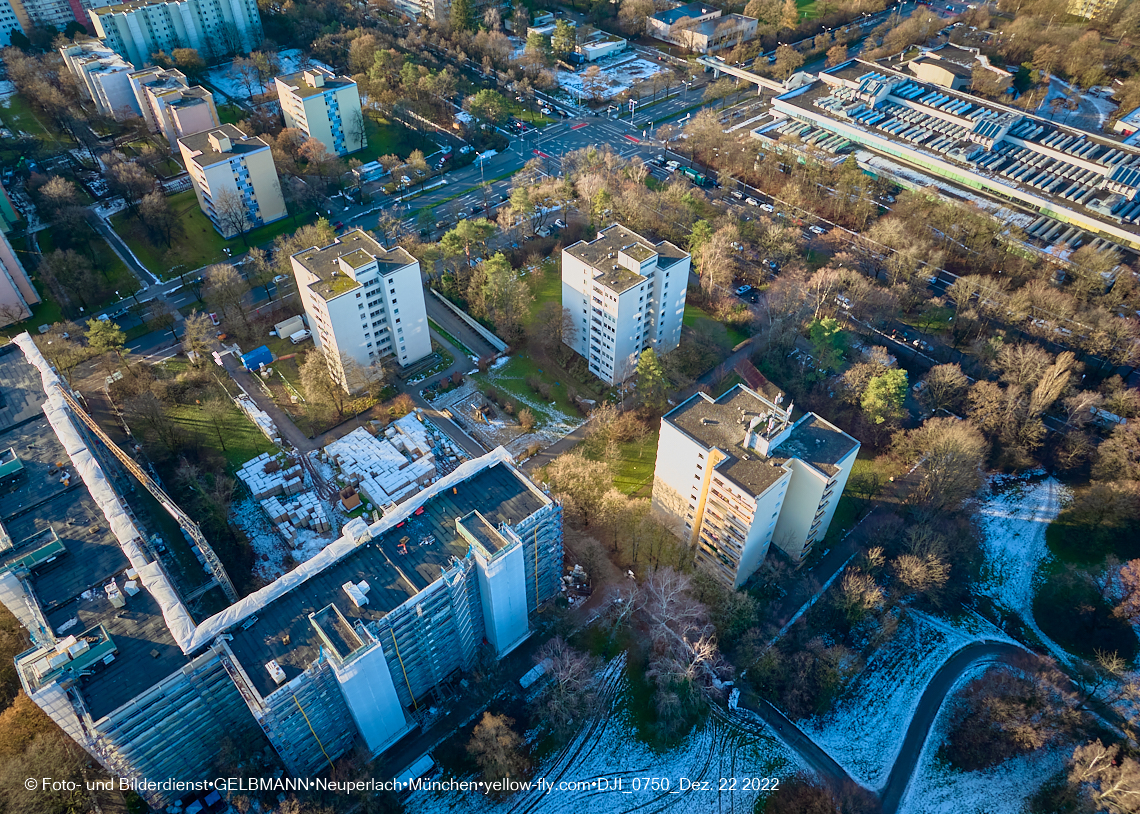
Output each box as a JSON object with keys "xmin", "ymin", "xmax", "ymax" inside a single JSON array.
[
  {"xmin": 683, "ymin": 302, "xmax": 750, "ymax": 348},
  {"xmin": 113, "ymin": 190, "xmax": 317, "ymax": 277},
  {"xmin": 482, "ymin": 353, "xmax": 581, "ymax": 423},
  {"xmin": 352, "ymin": 115, "xmax": 436, "ymax": 165},
  {"xmin": 156, "ymin": 386, "xmax": 276, "ymax": 468},
  {"xmin": 820, "ymin": 453, "xmax": 904, "ymax": 550},
  {"xmin": 583, "ymin": 427, "xmax": 661, "ymax": 497},
  {"xmin": 38, "ymin": 226, "xmax": 139, "ymax": 298},
  {"xmin": 217, "ymin": 104, "xmax": 244, "ymax": 124},
  {"xmin": 526, "ymin": 261, "xmax": 562, "ymax": 321},
  {"xmin": 0, "ymin": 94, "xmax": 75, "ymax": 157}
]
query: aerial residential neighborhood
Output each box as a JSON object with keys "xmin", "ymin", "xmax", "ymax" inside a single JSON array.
[{"xmin": 0, "ymin": 0, "xmax": 1138, "ymax": 812}]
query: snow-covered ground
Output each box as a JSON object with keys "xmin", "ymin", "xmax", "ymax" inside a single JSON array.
[
  {"xmin": 554, "ymin": 57, "xmax": 670, "ymax": 104},
  {"xmin": 898, "ymin": 661, "xmax": 1067, "ymax": 814},
  {"xmin": 801, "ymin": 611, "xmax": 1015, "ymax": 791},
  {"xmin": 1038, "ymin": 76, "xmax": 1118, "ymax": 131},
  {"xmin": 430, "ymin": 360, "xmax": 585, "ymax": 456},
  {"xmin": 203, "ymin": 49, "xmax": 332, "ymax": 102},
  {"xmin": 406, "ymin": 658, "xmax": 798, "ymax": 814},
  {"xmin": 975, "ymin": 473, "xmax": 1073, "ymax": 666}
]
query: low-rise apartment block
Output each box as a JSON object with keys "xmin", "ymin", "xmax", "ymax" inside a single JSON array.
[
  {"xmin": 291, "ymin": 229, "xmax": 431, "ymax": 389},
  {"xmin": 129, "ymin": 66, "xmax": 219, "ymax": 151},
  {"xmin": 2, "ymin": 332, "xmax": 564, "ymax": 808},
  {"xmin": 562, "ymin": 224, "xmax": 688, "ymax": 385},
  {"xmin": 88, "ymin": 0, "xmax": 263, "ymax": 66},
  {"xmin": 59, "ymin": 38, "xmax": 141, "ymax": 120},
  {"xmin": 275, "ymin": 67, "xmax": 365, "ymax": 156},
  {"xmin": 178, "ymin": 125, "xmax": 286, "ymax": 238},
  {"xmin": 652, "ymin": 382, "xmax": 859, "ymax": 587}
]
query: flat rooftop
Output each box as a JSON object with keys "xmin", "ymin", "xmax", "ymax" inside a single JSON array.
[
  {"xmin": 653, "ymin": 3, "xmax": 718, "ymax": 25},
  {"xmin": 277, "ymin": 69, "xmax": 357, "ymax": 99},
  {"xmin": 178, "ymin": 124, "xmax": 269, "ymax": 167},
  {"xmin": 565, "ymin": 224, "xmax": 688, "ymax": 294},
  {"xmin": 227, "ymin": 462, "xmax": 547, "ymax": 698},
  {"xmin": 293, "ymin": 230, "xmax": 416, "ymax": 301},
  {"xmin": 0, "ymin": 346, "xmax": 187, "ymax": 722},
  {"xmin": 666, "ymin": 385, "xmax": 857, "ymax": 495}
]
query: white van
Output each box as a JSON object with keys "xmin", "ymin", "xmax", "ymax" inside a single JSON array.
[{"xmin": 289, "ymin": 329, "xmax": 311, "ymax": 344}]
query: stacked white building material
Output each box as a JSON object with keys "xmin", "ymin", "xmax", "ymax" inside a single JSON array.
[
  {"xmin": 389, "ymin": 413, "xmax": 434, "ymax": 458},
  {"xmin": 324, "ymin": 426, "xmax": 435, "ymax": 508},
  {"xmin": 260, "ymin": 491, "xmax": 331, "ymax": 539},
  {"xmin": 235, "ymin": 395, "xmax": 280, "ymax": 445},
  {"xmin": 236, "ymin": 453, "xmax": 305, "ymax": 499}
]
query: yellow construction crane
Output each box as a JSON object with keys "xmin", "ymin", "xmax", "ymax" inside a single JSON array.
[{"xmin": 53, "ymin": 383, "xmax": 239, "ymax": 604}]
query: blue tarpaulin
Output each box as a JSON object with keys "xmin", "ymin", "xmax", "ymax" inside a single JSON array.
[{"xmin": 241, "ymin": 345, "xmax": 274, "ymax": 370}]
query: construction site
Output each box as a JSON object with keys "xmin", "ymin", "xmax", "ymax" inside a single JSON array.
[{"xmin": 0, "ymin": 333, "xmax": 564, "ymax": 807}]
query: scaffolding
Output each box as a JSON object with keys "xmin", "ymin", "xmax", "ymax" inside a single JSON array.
[{"xmin": 52, "ymin": 384, "xmax": 238, "ymax": 603}]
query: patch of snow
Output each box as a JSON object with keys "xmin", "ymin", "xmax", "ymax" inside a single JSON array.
[
  {"xmin": 204, "ymin": 49, "xmax": 332, "ymax": 102},
  {"xmin": 56, "ymin": 618, "xmax": 79, "ymax": 634},
  {"xmin": 407, "ymin": 656, "xmax": 797, "ymax": 814},
  {"xmin": 801, "ymin": 611, "xmax": 1016, "ymax": 790},
  {"xmin": 490, "ymin": 355, "xmax": 511, "ymax": 370},
  {"xmin": 898, "ymin": 661, "xmax": 1067, "ymax": 814},
  {"xmin": 231, "ymin": 497, "xmax": 291, "ymax": 583},
  {"xmin": 975, "ymin": 474, "xmax": 1073, "ymax": 666}
]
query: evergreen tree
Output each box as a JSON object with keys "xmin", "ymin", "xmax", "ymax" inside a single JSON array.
[
  {"xmin": 636, "ymin": 349, "xmax": 669, "ymax": 412},
  {"xmin": 450, "ymin": 0, "xmax": 475, "ymax": 32}
]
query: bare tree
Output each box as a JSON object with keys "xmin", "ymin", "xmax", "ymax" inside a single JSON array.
[
  {"xmin": 181, "ymin": 310, "xmax": 215, "ymax": 364},
  {"xmin": 467, "ymin": 712, "xmax": 529, "ymax": 786},
  {"xmin": 529, "ymin": 637, "xmax": 601, "ymax": 736},
  {"xmin": 211, "ymin": 187, "xmax": 255, "ymax": 243}
]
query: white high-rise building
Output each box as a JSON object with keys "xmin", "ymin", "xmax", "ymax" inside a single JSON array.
[
  {"xmin": 59, "ymin": 38, "xmax": 140, "ymax": 120},
  {"xmin": 561, "ymin": 224, "xmax": 689, "ymax": 386},
  {"xmin": 652, "ymin": 383, "xmax": 860, "ymax": 587},
  {"xmin": 291, "ymin": 229, "xmax": 431, "ymax": 390},
  {"xmin": 88, "ymin": 0, "xmax": 262, "ymax": 66},
  {"xmin": 274, "ymin": 67, "xmax": 365, "ymax": 157}
]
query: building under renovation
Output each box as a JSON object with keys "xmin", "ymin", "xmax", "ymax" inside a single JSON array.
[{"xmin": 0, "ymin": 334, "xmax": 563, "ymax": 805}]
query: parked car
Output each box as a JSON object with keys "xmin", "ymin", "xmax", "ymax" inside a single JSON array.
[
  {"xmin": 809, "ymin": 225, "xmax": 827, "ymax": 235},
  {"xmin": 744, "ymin": 197, "xmax": 759, "ymax": 206},
  {"xmin": 912, "ymin": 380, "xmax": 927, "ymax": 394},
  {"xmin": 759, "ymin": 203, "xmax": 775, "ymax": 212},
  {"xmin": 735, "ymin": 284, "xmax": 752, "ymax": 296},
  {"xmin": 333, "ymin": 221, "xmax": 344, "ymax": 230},
  {"xmin": 553, "ymin": 218, "xmax": 567, "ymax": 229},
  {"xmin": 835, "ymin": 295, "xmax": 852, "ymax": 309},
  {"xmin": 730, "ymin": 190, "xmax": 744, "ymax": 200}
]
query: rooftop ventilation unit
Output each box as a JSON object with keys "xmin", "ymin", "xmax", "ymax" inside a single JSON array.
[{"xmin": 266, "ymin": 660, "xmax": 286, "ymax": 685}]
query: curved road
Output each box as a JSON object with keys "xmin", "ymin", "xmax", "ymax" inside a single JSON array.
[{"xmin": 736, "ymin": 640, "xmax": 1027, "ymax": 814}]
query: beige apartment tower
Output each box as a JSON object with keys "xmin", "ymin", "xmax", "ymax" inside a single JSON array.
[
  {"xmin": 290, "ymin": 229, "xmax": 431, "ymax": 390},
  {"xmin": 177, "ymin": 125, "xmax": 286, "ymax": 238},
  {"xmin": 130, "ymin": 67, "xmax": 220, "ymax": 151},
  {"xmin": 652, "ymin": 383, "xmax": 859, "ymax": 587},
  {"xmin": 275, "ymin": 67, "xmax": 366, "ymax": 157}
]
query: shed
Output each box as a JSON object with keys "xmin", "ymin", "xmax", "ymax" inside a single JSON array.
[{"xmin": 241, "ymin": 345, "xmax": 274, "ymax": 371}]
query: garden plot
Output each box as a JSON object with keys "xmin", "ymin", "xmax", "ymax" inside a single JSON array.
[
  {"xmin": 975, "ymin": 473, "xmax": 1072, "ymax": 666},
  {"xmin": 407, "ymin": 658, "xmax": 797, "ymax": 814},
  {"xmin": 897, "ymin": 663, "xmax": 1068, "ymax": 814},
  {"xmin": 801, "ymin": 610, "xmax": 1014, "ymax": 790},
  {"xmin": 431, "ymin": 366, "xmax": 584, "ymax": 457}
]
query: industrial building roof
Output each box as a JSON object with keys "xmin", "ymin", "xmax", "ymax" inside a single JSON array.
[
  {"xmin": 766, "ymin": 59, "xmax": 1140, "ymax": 250},
  {"xmin": 0, "ymin": 346, "xmax": 189, "ymax": 721},
  {"xmin": 665, "ymin": 385, "xmax": 857, "ymax": 495},
  {"xmin": 178, "ymin": 124, "xmax": 270, "ymax": 168},
  {"xmin": 226, "ymin": 461, "xmax": 548, "ymax": 698},
  {"xmin": 293, "ymin": 230, "xmax": 416, "ymax": 302}
]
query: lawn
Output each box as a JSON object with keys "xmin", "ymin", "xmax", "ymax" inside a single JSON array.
[
  {"xmin": 480, "ymin": 353, "xmax": 581, "ymax": 424},
  {"xmin": 525, "ymin": 261, "xmax": 562, "ymax": 323},
  {"xmin": 112, "ymin": 190, "xmax": 317, "ymax": 278},
  {"xmin": 508, "ymin": 101, "xmax": 554, "ymax": 128},
  {"xmin": 217, "ymin": 104, "xmax": 244, "ymax": 124},
  {"xmin": 583, "ymin": 427, "xmax": 661, "ymax": 497},
  {"xmin": 0, "ymin": 94, "xmax": 75, "ymax": 155},
  {"xmin": 351, "ymin": 115, "xmax": 436, "ymax": 165},
  {"xmin": 682, "ymin": 302, "xmax": 750, "ymax": 348},
  {"xmin": 796, "ymin": 0, "xmax": 823, "ymax": 20},
  {"xmin": 819, "ymin": 452, "xmax": 904, "ymax": 550},
  {"xmin": 159, "ymin": 391, "xmax": 276, "ymax": 468},
  {"xmin": 38, "ymin": 226, "xmax": 139, "ymax": 299}
]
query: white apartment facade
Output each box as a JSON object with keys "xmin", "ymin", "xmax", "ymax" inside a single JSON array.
[
  {"xmin": 0, "ymin": 0, "xmax": 24, "ymax": 46},
  {"xmin": 88, "ymin": 0, "xmax": 263, "ymax": 66},
  {"xmin": 177, "ymin": 125, "xmax": 286, "ymax": 238},
  {"xmin": 275, "ymin": 67, "xmax": 365, "ymax": 157},
  {"xmin": 59, "ymin": 38, "xmax": 141, "ymax": 120},
  {"xmin": 561, "ymin": 224, "xmax": 688, "ymax": 386},
  {"xmin": 652, "ymin": 384, "xmax": 859, "ymax": 587},
  {"xmin": 290, "ymin": 229, "xmax": 431, "ymax": 390},
  {"xmin": 129, "ymin": 66, "xmax": 219, "ymax": 150}
]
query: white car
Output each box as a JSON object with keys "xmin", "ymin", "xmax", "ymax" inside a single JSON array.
[
  {"xmin": 835, "ymin": 295, "xmax": 852, "ymax": 309},
  {"xmin": 744, "ymin": 197, "xmax": 759, "ymax": 206},
  {"xmin": 665, "ymin": 160, "xmax": 680, "ymax": 172},
  {"xmin": 759, "ymin": 203, "xmax": 775, "ymax": 212},
  {"xmin": 554, "ymin": 219, "xmax": 567, "ymax": 229},
  {"xmin": 730, "ymin": 190, "xmax": 744, "ymax": 200},
  {"xmin": 809, "ymin": 225, "xmax": 827, "ymax": 235}
]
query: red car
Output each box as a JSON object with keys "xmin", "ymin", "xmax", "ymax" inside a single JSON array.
[{"xmin": 333, "ymin": 221, "xmax": 345, "ymax": 230}]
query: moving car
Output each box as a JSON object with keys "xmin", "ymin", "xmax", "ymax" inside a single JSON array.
[{"xmin": 745, "ymin": 197, "xmax": 759, "ymax": 206}]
